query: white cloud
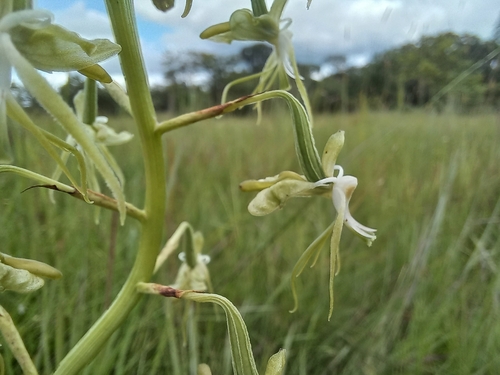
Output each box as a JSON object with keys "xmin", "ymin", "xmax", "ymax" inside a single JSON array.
[{"xmin": 31, "ymin": 0, "xmax": 499, "ymax": 87}]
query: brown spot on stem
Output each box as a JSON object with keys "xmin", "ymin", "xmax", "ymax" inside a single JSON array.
[{"xmin": 156, "ymin": 285, "xmax": 182, "ymax": 298}]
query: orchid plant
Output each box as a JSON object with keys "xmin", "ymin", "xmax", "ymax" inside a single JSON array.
[{"xmin": 0, "ymin": 0, "xmax": 375, "ymax": 373}]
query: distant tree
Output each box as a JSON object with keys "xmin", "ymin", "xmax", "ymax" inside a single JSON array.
[
  {"xmin": 59, "ymin": 74, "xmax": 84, "ymax": 106},
  {"xmin": 240, "ymin": 44, "xmax": 272, "ymax": 73},
  {"xmin": 494, "ymin": 12, "xmax": 500, "ymax": 42}
]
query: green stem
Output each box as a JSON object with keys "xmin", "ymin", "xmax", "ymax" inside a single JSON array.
[
  {"xmin": 251, "ymin": 0, "xmax": 268, "ymax": 16},
  {"xmin": 54, "ymin": 0, "xmax": 166, "ymax": 373},
  {"xmin": 82, "ymin": 78, "xmax": 97, "ymax": 125}
]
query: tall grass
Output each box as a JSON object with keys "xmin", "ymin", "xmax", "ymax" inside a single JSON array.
[{"xmin": 1, "ymin": 109, "xmax": 499, "ymax": 374}]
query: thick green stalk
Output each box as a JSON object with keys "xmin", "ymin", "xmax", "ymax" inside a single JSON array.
[
  {"xmin": 82, "ymin": 78, "xmax": 97, "ymax": 125},
  {"xmin": 251, "ymin": 0, "xmax": 268, "ymax": 16},
  {"xmin": 54, "ymin": 0, "xmax": 166, "ymax": 373}
]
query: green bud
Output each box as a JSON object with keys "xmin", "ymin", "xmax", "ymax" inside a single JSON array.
[
  {"xmin": 151, "ymin": 0, "xmax": 175, "ymax": 12},
  {"xmin": 10, "ymin": 23, "xmax": 120, "ymax": 81},
  {"xmin": 247, "ymin": 178, "xmax": 317, "ymax": 216},
  {"xmin": 197, "ymin": 364, "xmax": 212, "ymax": 375},
  {"xmin": 264, "ymin": 349, "xmax": 286, "ymax": 375}
]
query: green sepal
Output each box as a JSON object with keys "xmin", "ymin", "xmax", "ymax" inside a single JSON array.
[
  {"xmin": 197, "ymin": 364, "xmax": 212, "ymax": 375},
  {"xmin": 269, "ymin": 0, "xmax": 288, "ymax": 20},
  {"xmin": 154, "ymin": 222, "xmax": 204, "ymax": 273},
  {"xmin": 0, "ymin": 253, "xmax": 62, "ymax": 279},
  {"xmin": 264, "ymin": 349, "xmax": 286, "ymax": 375},
  {"xmin": 11, "ymin": 23, "xmax": 121, "ymax": 75},
  {"xmin": 321, "ymin": 130, "xmax": 345, "ymax": 177},
  {"xmin": 200, "ymin": 10, "xmax": 279, "ymax": 44},
  {"xmin": 240, "ymin": 171, "xmax": 305, "ymax": 192},
  {"xmin": 247, "ymin": 178, "xmax": 316, "ymax": 216},
  {"xmin": 0, "ymin": 262, "xmax": 44, "ymax": 293},
  {"xmin": 78, "ymin": 64, "xmax": 112, "ymax": 84},
  {"xmin": 181, "ymin": 0, "xmax": 193, "ymax": 17},
  {"xmin": 328, "ymin": 193, "xmax": 346, "ymax": 321}
]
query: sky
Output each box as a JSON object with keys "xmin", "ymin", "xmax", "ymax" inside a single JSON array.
[{"xmin": 35, "ymin": 0, "xmax": 499, "ymax": 87}]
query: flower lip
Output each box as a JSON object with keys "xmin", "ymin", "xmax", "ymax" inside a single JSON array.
[{"xmin": 313, "ymin": 165, "xmax": 344, "ymax": 188}]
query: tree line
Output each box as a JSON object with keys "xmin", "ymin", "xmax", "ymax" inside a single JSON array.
[{"xmin": 12, "ymin": 31, "xmax": 500, "ymax": 114}]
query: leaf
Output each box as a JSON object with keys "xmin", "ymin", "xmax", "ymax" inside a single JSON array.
[
  {"xmin": 5, "ymin": 36, "xmax": 127, "ymax": 223},
  {"xmin": 223, "ymin": 90, "xmax": 324, "ymax": 182},
  {"xmin": 0, "ymin": 165, "xmax": 75, "ymax": 193},
  {"xmin": 181, "ymin": 292, "xmax": 259, "ymax": 375}
]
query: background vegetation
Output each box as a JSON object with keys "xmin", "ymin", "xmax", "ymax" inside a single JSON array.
[
  {"xmin": 2, "ymin": 14, "xmax": 500, "ymax": 375},
  {"xmin": 1, "ymin": 107, "xmax": 499, "ymax": 373}
]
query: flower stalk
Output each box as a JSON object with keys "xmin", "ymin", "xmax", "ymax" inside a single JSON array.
[{"xmin": 54, "ymin": 0, "xmax": 166, "ymax": 373}]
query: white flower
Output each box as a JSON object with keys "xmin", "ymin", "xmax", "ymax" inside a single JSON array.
[
  {"xmin": 314, "ymin": 165, "xmax": 377, "ymax": 246},
  {"xmin": 241, "ymin": 130, "xmax": 376, "ymax": 319},
  {"xmin": 200, "ymin": 0, "xmax": 312, "ymax": 120}
]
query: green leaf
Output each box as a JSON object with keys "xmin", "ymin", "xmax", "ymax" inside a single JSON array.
[
  {"xmin": 5, "ymin": 36, "xmax": 126, "ymax": 223},
  {"xmin": 6, "ymin": 93, "xmax": 90, "ymax": 201},
  {"xmin": 181, "ymin": 292, "xmax": 259, "ymax": 375},
  {"xmin": 222, "ymin": 90, "xmax": 324, "ymax": 182},
  {"xmin": 0, "ymin": 164, "xmax": 75, "ymax": 193},
  {"xmin": 11, "ymin": 24, "xmax": 121, "ymax": 76}
]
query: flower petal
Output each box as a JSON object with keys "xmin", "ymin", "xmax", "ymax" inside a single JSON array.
[
  {"xmin": 321, "ymin": 131, "xmax": 344, "ymax": 177},
  {"xmin": 333, "ymin": 175, "xmax": 377, "ymax": 246}
]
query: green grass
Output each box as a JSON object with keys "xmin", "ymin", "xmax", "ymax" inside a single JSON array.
[{"xmin": 1, "ymin": 109, "xmax": 500, "ymax": 374}]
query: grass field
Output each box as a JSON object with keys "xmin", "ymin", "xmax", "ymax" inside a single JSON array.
[{"xmin": 1, "ymin": 109, "xmax": 500, "ymax": 374}]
